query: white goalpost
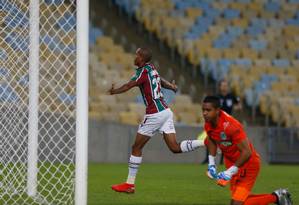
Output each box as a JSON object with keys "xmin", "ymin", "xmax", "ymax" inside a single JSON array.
[{"xmin": 0, "ymin": 0, "xmax": 88, "ymax": 204}]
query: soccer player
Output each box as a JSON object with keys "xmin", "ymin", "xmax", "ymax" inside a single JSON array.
[
  {"xmin": 108, "ymin": 47, "xmax": 204, "ymax": 193},
  {"xmin": 203, "ymin": 96, "xmax": 292, "ymax": 205}
]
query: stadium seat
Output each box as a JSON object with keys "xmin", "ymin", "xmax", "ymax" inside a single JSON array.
[{"xmin": 119, "ymin": 111, "xmax": 141, "ymax": 125}]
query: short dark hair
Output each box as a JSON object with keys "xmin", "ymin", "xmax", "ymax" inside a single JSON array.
[
  {"xmin": 203, "ymin": 96, "xmax": 221, "ymax": 108},
  {"xmin": 139, "ymin": 47, "xmax": 152, "ymax": 63}
]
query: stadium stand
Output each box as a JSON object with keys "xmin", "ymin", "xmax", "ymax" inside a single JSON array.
[
  {"xmin": 0, "ymin": 1, "xmax": 76, "ymax": 117},
  {"xmin": 114, "ymin": 0, "xmax": 299, "ymax": 127},
  {"xmin": 89, "ymin": 29, "xmax": 204, "ymax": 126}
]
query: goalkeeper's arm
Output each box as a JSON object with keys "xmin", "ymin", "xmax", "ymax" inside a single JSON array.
[{"xmin": 206, "ymin": 136, "xmax": 218, "ymax": 179}]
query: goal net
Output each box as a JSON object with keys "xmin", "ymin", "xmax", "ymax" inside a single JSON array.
[{"xmin": 0, "ymin": 0, "xmax": 88, "ymax": 204}]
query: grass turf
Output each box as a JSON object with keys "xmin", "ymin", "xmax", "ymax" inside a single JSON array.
[{"xmin": 88, "ymin": 164, "xmax": 299, "ymax": 205}]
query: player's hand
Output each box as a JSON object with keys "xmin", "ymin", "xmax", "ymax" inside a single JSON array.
[
  {"xmin": 206, "ymin": 165, "xmax": 217, "ymax": 179},
  {"xmin": 217, "ymin": 170, "xmax": 232, "ymax": 181},
  {"xmin": 216, "ymin": 171, "xmax": 232, "ymax": 187},
  {"xmin": 108, "ymin": 84, "xmax": 115, "ymax": 95},
  {"xmin": 171, "ymin": 80, "xmax": 178, "ymax": 93},
  {"xmin": 216, "ymin": 166, "xmax": 238, "ymax": 187}
]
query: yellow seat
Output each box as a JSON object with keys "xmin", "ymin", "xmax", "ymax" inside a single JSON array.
[
  {"xmin": 178, "ymin": 112, "xmax": 198, "ymax": 125},
  {"xmin": 205, "ymin": 48, "xmax": 222, "ymax": 59},
  {"xmin": 99, "ymin": 94, "xmax": 117, "ymax": 104},
  {"xmin": 119, "ymin": 111, "xmax": 141, "ymax": 125},
  {"xmin": 259, "ymin": 50, "xmax": 277, "ymax": 59},
  {"xmin": 185, "ymin": 8, "xmax": 202, "ymax": 19},
  {"xmin": 174, "ymin": 94, "xmax": 192, "ymax": 105},
  {"xmin": 254, "ymin": 59, "xmax": 271, "ymax": 67},
  {"xmin": 240, "ymin": 48, "xmax": 258, "ymax": 60},
  {"xmin": 231, "ymin": 18, "xmax": 248, "ymax": 28},
  {"xmin": 223, "ymin": 48, "xmax": 240, "ymax": 59},
  {"xmin": 128, "ymin": 103, "xmax": 145, "ymax": 114}
]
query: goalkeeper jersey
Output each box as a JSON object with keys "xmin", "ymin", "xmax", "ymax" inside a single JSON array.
[
  {"xmin": 131, "ymin": 63, "xmax": 168, "ymax": 114},
  {"xmin": 204, "ymin": 110, "xmax": 260, "ymax": 168}
]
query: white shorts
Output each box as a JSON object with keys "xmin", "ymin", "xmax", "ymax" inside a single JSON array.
[{"xmin": 137, "ymin": 108, "xmax": 176, "ymax": 137}]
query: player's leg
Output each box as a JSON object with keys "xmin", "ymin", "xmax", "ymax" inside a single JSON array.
[
  {"xmin": 111, "ymin": 133, "xmax": 150, "ymax": 193},
  {"xmin": 162, "ymin": 132, "xmax": 204, "ymax": 153},
  {"xmin": 243, "ymin": 189, "xmax": 292, "ymax": 205},
  {"xmin": 127, "ymin": 133, "xmax": 151, "ymax": 183},
  {"xmin": 243, "ymin": 194, "xmax": 277, "ymax": 205},
  {"xmin": 160, "ymin": 109, "xmax": 204, "ymax": 153},
  {"xmin": 230, "ymin": 163, "xmax": 260, "ymax": 205}
]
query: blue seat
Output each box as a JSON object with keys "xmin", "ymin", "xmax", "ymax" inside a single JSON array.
[
  {"xmin": 3, "ymin": 3, "xmax": 27, "ymax": 29},
  {"xmin": 268, "ymin": 19, "xmax": 285, "ymax": 28},
  {"xmin": 264, "ymin": 2, "xmax": 280, "ymax": 13},
  {"xmin": 223, "ymin": 9, "xmax": 240, "ymax": 20},
  {"xmin": 249, "ymin": 40, "xmax": 267, "ymax": 51},
  {"xmin": 89, "ymin": 26, "xmax": 103, "ymax": 46},
  {"xmin": 58, "ymin": 91, "xmax": 76, "ymax": 105},
  {"xmin": 260, "ymin": 74, "xmax": 278, "ymax": 84},
  {"xmin": 57, "ymin": 12, "xmax": 76, "ymax": 32},
  {"xmin": 45, "ymin": 0, "xmax": 64, "ymax": 5},
  {"xmin": 0, "ymin": 83, "xmax": 19, "ymax": 103},
  {"xmin": 0, "ymin": 49, "xmax": 7, "ymax": 60},
  {"xmin": 0, "ymin": 68, "xmax": 9, "ymax": 79},
  {"xmin": 114, "ymin": 0, "xmax": 140, "ymax": 15},
  {"xmin": 203, "ymin": 8, "xmax": 220, "ymax": 19},
  {"xmin": 234, "ymin": 58, "xmax": 252, "ymax": 67},
  {"xmin": 251, "ymin": 18, "xmax": 267, "ymax": 28},
  {"xmin": 226, "ymin": 26, "xmax": 243, "ymax": 37},
  {"xmin": 246, "ymin": 26, "xmax": 264, "ymax": 36},
  {"xmin": 41, "ymin": 34, "xmax": 59, "ymax": 50},
  {"xmin": 5, "ymin": 32, "xmax": 28, "ymax": 51},
  {"xmin": 272, "ymin": 59, "xmax": 290, "ymax": 67},
  {"xmin": 286, "ymin": 18, "xmax": 299, "ymax": 26},
  {"xmin": 18, "ymin": 74, "xmax": 29, "ymax": 86},
  {"xmin": 162, "ymin": 88, "xmax": 175, "ymax": 105}
]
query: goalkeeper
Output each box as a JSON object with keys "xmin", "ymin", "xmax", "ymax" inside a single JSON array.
[{"xmin": 202, "ymin": 96, "xmax": 292, "ymax": 205}]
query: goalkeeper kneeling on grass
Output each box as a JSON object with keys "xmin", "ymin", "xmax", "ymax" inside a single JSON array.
[{"xmin": 202, "ymin": 96, "xmax": 292, "ymax": 205}]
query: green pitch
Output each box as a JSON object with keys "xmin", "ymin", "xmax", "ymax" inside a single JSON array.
[{"xmin": 88, "ymin": 164, "xmax": 299, "ymax": 205}]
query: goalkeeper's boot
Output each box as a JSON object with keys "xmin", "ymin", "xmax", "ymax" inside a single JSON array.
[
  {"xmin": 111, "ymin": 182, "xmax": 135, "ymax": 193},
  {"xmin": 273, "ymin": 188, "xmax": 293, "ymax": 205}
]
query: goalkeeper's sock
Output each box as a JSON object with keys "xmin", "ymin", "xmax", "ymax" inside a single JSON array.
[
  {"xmin": 180, "ymin": 140, "xmax": 204, "ymax": 153},
  {"xmin": 126, "ymin": 155, "xmax": 142, "ymax": 185},
  {"xmin": 243, "ymin": 194, "xmax": 277, "ymax": 205}
]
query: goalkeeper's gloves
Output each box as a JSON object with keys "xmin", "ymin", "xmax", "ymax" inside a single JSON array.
[
  {"xmin": 206, "ymin": 155, "xmax": 217, "ymax": 179},
  {"xmin": 207, "ymin": 164, "xmax": 217, "ymax": 179},
  {"xmin": 217, "ymin": 165, "xmax": 239, "ymax": 187}
]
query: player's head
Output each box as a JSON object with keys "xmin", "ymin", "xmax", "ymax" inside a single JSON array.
[
  {"xmin": 202, "ymin": 96, "xmax": 221, "ymax": 123},
  {"xmin": 134, "ymin": 47, "xmax": 152, "ymax": 67},
  {"xmin": 219, "ymin": 79, "xmax": 229, "ymax": 95}
]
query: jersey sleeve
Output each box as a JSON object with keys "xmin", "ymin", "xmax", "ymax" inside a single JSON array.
[
  {"xmin": 130, "ymin": 68, "xmax": 147, "ymax": 85},
  {"xmin": 226, "ymin": 123, "xmax": 246, "ymax": 145}
]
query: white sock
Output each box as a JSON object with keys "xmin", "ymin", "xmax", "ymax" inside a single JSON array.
[
  {"xmin": 126, "ymin": 155, "xmax": 142, "ymax": 185},
  {"xmin": 180, "ymin": 139, "xmax": 204, "ymax": 153}
]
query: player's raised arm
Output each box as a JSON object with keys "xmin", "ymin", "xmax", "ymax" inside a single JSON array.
[
  {"xmin": 108, "ymin": 80, "xmax": 138, "ymax": 95},
  {"xmin": 161, "ymin": 78, "xmax": 178, "ymax": 93}
]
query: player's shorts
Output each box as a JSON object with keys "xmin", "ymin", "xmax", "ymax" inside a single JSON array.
[
  {"xmin": 137, "ymin": 108, "xmax": 175, "ymax": 137},
  {"xmin": 230, "ymin": 157, "xmax": 261, "ymax": 202}
]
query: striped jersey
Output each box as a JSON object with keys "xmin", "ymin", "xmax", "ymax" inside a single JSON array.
[{"xmin": 131, "ymin": 63, "xmax": 168, "ymax": 114}]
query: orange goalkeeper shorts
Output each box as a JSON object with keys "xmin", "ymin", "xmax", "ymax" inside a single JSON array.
[{"xmin": 230, "ymin": 158, "xmax": 261, "ymax": 202}]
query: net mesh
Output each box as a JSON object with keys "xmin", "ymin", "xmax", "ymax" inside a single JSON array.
[{"xmin": 0, "ymin": 0, "xmax": 76, "ymax": 204}]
